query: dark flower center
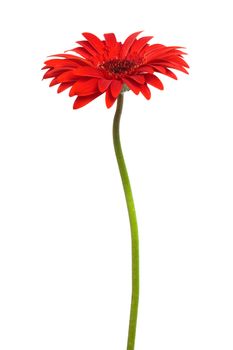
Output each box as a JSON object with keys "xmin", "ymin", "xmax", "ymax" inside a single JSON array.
[{"xmin": 99, "ymin": 58, "xmax": 140, "ymax": 76}]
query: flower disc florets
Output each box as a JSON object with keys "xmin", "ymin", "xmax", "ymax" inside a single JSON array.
[{"xmin": 99, "ymin": 58, "xmax": 143, "ymax": 78}]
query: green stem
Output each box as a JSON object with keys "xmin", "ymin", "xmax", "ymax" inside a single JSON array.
[{"xmin": 112, "ymin": 93, "xmax": 139, "ymax": 350}]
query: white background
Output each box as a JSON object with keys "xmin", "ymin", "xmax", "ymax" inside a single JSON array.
[{"xmin": 0, "ymin": 0, "xmax": 233, "ymax": 349}]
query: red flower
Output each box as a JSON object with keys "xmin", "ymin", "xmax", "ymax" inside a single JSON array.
[{"xmin": 42, "ymin": 31, "xmax": 189, "ymax": 109}]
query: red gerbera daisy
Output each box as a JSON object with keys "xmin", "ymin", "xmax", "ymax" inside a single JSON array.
[{"xmin": 42, "ymin": 31, "xmax": 189, "ymax": 109}]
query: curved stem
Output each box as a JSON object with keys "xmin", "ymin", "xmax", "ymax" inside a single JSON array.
[{"xmin": 112, "ymin": 93, "xmax": 139, "ymax": 350}]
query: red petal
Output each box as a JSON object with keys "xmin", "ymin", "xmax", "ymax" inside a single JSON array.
[
  {"xmin": 105, "ymin": 88, "xmax": 117, "ymax": 108},
  {"xmin": 136, "ymin": 65, "xmax": 154, "ymax": 74},
  {"xmin": 152, "ymin": 67, "xmax": 177, "ymax": 80},
  {"xmin": 49, "ymin": 78, "xmax": 59, "ymax": 87},
  {"xmin": 108, "ymin": 42, "xmax": 122, "ymax": 58},
  {"xmin": 169, "ymin": 56, "xmax": 189, "ymax": 68},
  {"xmin": 44, "ymin": 59, "xmax": 81, "ymax": 68},
  {"xmin": 162, "ymin": 63, "xmax": 189, "ymax": 74},
  {"xmin": 156, "ymin": 50, "xmax": 187, "ymax": 59},
  {"xmin": 69, "ymin": 78, "xmax": 98, "ymax": 96},
  {"xmin": 104, "ymin": 33, "xmax": 117, "ymax": 47},
  {"xmin": 140, "ymin": 84, "xmax": 151, "ymax": 100},
  {"xmin": 144, "ymin": 44, "xmax": 165, "ymax": 56},
  {"xmin": 98, "ymin": 78, "xmax": 112, "ymax": 93},
  {"xmin": 73, "ymin": 92, "xmax": 101, "ymax": 109},
  {"xmin": 130, "ymin": 75, "xmax": 145, "ymax": 84},
  {"xmin": 43, "ymin": 68, "xmax": 68, "ymax": 79},
  {"xmin": 152, "ymin": 54, "xmax": 189, "ymax": 67},
  {"xmin": 82, "ymin": 32, "xmax": 104, "ymax": 53},
  {"xmin": 120, "ymin": 31, "xmax": 142, "ymax": 58},
  {"xmin": 152, "ymin": 64, "xmax": 178, "ymax": 78},
  {"xmin": 76, "ymin": 40, "xmax": 99, "ymax": 56},
  {"xmin": 110, "ymin": 80, "xmax": 123, "ymax": 98},
  {"xmin": 146, "ymin": 48, "xmax": 187, "ymax": 62},
  {"xmin": 146, "ymin": 74, "xmax": 164, "ymax": 90},
  {"xmin": 123, "ymin": 78, "xmax": 141, "ymax": 95},
  {"xmin": 149, "ymin": 59, "xmax": 185, "ymax": 72},
  {"xmin": 48, "ymin": 53, "xmax": 86, "ymax": 62},
  {"xmin": 145, "ymin": 45, "xmax": 182, "ymax": 57},
  {"xmin": 57, "ymin": 82, "xmax": 73, "ymax": 93},
  {"xmin": 56, "ymin": 71, "xmax": 77, "ymax": 83},
  {"xmin": 71, "ymin": 47, "xmax": 93, "ymax": 60},
  {"xmin": 130, "ymin": 36, "xmax": 153, "ymax": 54},
  {"xmin": 152, "ymin": 65, "xmax": 166, "ymax": 74},
  {"xmin": 73, "ymin": 66, "xmax": 103, "ymax": 78},
  {"xmin": 164, "ymin": 68, "xmax": 177, "ymax": 80}
]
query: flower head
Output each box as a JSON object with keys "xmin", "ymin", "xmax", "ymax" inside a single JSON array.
[{"xmin": 42, "ymin": 31, "xmax": 189, "ymax": 109}]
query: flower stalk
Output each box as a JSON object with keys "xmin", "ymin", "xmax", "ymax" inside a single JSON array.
[{"xmin": 112, "ymin": 93, "xmax": 139, "ymax": 350}]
